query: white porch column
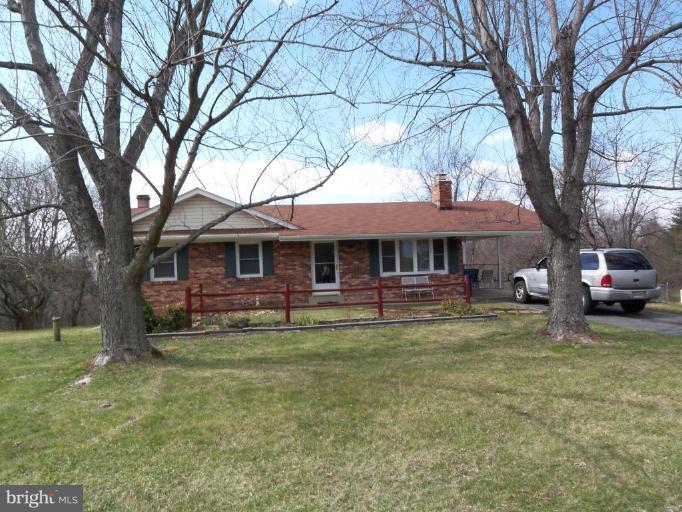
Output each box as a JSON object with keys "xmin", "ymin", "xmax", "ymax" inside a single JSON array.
[
  {"xmin": 496, "ymin": 237, "xmax": 502, "ymax": 289},
  {"xmin": 462, "ymin": 240, "xmax": 467, "ymax": 267}
]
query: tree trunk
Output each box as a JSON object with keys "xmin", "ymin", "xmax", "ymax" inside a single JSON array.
[
  {"xmin": 545, "ymin": 231, "xmax": 590, "ymax": 339},
  {"xmin": 93, "ymin": 264, "xmax": 151, "ymax": 366},
  {"xmin": 17, "ymin": 312, "xmax": 36, "ymax": 330},
  {"xmin": 91, "ymin": 170, "xmax": 154, "ymax": 366}
]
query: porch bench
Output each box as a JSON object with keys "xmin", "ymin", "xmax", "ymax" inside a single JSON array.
[{"xmin": 401, "ymin": 275, "xmax": 435, "ymax": 301}]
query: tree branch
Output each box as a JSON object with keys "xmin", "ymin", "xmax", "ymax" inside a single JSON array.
[
  {"xmin": 584, "ymin": 181, "xmax": 682, "ymax": 191},
  {"xmin": 0, "ymin": 203, "xmax": 61, "ymax": 221}
]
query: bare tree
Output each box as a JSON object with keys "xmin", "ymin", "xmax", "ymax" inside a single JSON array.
[
  {"xmin": 411, "ymin": 142, "xmax": 502, "ymax": 201},
  {"xmin": 0, "ymin": 160, "xmax": 73, "ymax": 329},
  {"xmin": 342, "ymin": 0, "xmax": 682, "ymax": 338},
  {"xmin": 582, "ymin": 123, "xmax": 680, "ymax": 248},
  {"xmin": 0, "ymin": 0, "xmax": 352, "ymax": 363}
]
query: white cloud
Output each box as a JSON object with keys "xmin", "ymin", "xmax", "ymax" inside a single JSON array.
[
  {"xmin": 131, "ymin": 158, "xmax": 422, "ymax": 207},
  {"xmin": 348, "ymin": 121, "xmax": 405, "ymax": 145},
  {"xmin": 483, "ymin": 128, "xmax": 513, "ymax": 145}
]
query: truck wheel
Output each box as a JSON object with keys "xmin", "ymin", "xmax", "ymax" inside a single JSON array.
[
  {"xmin": 621, "ymin": 300, "xmax": 646, "ymax": 314},
  {"xmin": 514, "ymin": 281, "xmax": 530, "ymax": 303},
  {"xmin": 582, "ymin": 287, "xmax": 593, "ymax": 314}
]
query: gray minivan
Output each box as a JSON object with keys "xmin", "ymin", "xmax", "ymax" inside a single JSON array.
[{"xmin": 512, "ymin": 248, "xmax": 661, "ymax": 314}]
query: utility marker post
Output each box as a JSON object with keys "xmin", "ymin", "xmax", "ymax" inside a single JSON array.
[{"xmin": 52, "ymin": 317, "xmax": 61, "ymax": 342}]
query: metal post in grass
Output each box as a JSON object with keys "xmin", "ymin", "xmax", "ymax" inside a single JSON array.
[
  {"xmin": 184, "ymin": 287, "xmax": 192, "ymax": 329},
  {"xmin": 284, "ymin": 283, "xmax": 291, "ymax": 324},
  {"xmin": 464, "ymin": 275, "xmax": 471, "ymax": 304},
  {"xmin": 52, "ymin": 317, "xmax": 61, "ymax": 342},
  {"xmin": 376, "ymin": 278, "xmax": 384, "ymax": 318}
]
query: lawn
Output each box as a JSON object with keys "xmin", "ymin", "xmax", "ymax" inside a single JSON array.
[
  {"xmin": 1, "ymin": 316, "xmax": 680, "ymax": 511},
  {"xmin": 648, "ymin": 289, "xmax": 682, "ymax": 314},
  {"xmin": 648, "ymin": 300, "xmax": 682, "ymax": 314}
]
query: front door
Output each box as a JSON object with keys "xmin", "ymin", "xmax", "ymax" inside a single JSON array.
[{"xmin": 311, "ymin": 241, "xmax": 339, "ymax": 291}]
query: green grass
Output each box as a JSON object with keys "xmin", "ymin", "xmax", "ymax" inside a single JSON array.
[
  {"xmin": 1, "ymin": 318, "xmax": 681, "ymax": 511},
  {"xmin": 648, "ymin": 300, "xmax": 682, "ymax": 314}
]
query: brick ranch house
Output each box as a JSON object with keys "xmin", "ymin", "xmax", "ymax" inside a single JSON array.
[{"xmin": 133, "ymin": 176, "xmax": 541, "ymax": 311}]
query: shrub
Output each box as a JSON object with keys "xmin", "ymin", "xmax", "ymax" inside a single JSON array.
[
  {"xmin": 143, "ymin": 302, "xmax": 187, "ymax": 333},
  {"xmin": 143, "ymin": 300, "xmax": 160, "ymax": 333},
  {"xmin": 440, "ymin": 299, "xmax": 480, "ymax": 317},
  {"xmin": 156, "ymin": 304, "xmax": 188, "ymax": 332},
  {"xmin": 295, "ymin": 313, "xmax": 315, "ymax": 326},
  {"xmin": 226, "ymin": 315, "xmax": 250, "ymax": 329}
]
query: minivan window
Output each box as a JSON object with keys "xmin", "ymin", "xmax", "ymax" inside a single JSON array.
[
  {"xmin": 604, "ymin": 251, "xmax": 653, "ymax": 270},
  {"xmin": 580, "ymin": 253, "xmax": 600, "ymax": 271}
]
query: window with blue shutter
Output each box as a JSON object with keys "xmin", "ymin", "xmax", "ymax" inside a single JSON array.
[
  {"xmin": 176, "ymin": 246, "xmax": 189, "ymax": 280},
  {"xmin": 224, "ymin": 242, "xmax": 237, "ymax": 277},
  {"xmin": 447, "ymin": 238, "xmax": 459, "ymax": 274},
  {"xmin": 368, "ymin": 240, "xmax": 380, "ymax": 277},
  {"xmin": 262, "ymin": 241, "xmax": 274, "ymax": 276}
]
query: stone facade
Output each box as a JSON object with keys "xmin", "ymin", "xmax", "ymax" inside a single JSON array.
[{"xmin": 142, "ymin": 239, "xmax": 465, "ymax": 313}]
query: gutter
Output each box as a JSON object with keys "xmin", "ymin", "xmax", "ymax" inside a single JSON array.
[
  {"xmin": 277, "ymin": 230, "xmax": 541, "ymax": 241},
  {"xmin": 139, "ymin": 230, "xmax": 541, "ymax": 243}
]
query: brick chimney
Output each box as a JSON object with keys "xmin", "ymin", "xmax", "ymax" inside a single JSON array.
[
  {"xmin": 431, "ymin": 174, "xmax": 453, "ymax": 210},
  {"xmin": 136, "ymin": 194, "xmax": 150, "ymax": 210}
]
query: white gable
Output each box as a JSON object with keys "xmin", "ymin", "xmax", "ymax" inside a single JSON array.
[{"xmin": 133, "ymin": 194, "xmax": 279, "ymax": 232}]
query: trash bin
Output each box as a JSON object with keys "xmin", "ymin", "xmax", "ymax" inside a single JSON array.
[{"xmin": 463, "ymin": 269, "xmax": 478, "ymax": 295}]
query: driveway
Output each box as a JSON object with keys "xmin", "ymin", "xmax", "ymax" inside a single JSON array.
[{"xmin": 522, "ymin": 302, "xmax": 682, "ymax": 336}]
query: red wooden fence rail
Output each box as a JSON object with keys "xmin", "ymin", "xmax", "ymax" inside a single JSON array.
[{"xmin": 184, "ymin": 275, "xmax": 471, "ymax": 328}]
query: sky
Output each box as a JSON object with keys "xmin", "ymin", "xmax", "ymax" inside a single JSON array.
[
  {"xmin": 1, "ymin": 0, "xmax": 680, "ymax": 217},
  {"xmin": 129, "ymin": 123, "xmax": 518, "ymax": 205}
]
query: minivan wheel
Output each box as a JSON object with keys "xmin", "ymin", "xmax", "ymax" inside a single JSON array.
[
  {"xmin": 582, "ymin": 287, "xmax": 593, "ymax": 314},
  {"xmin": 621, "ymin": 300, "xmax": 646, "ymax": 314},
  {"xmin": 514, "ymin": 281, "xmax": 530, "ymax": 303}
]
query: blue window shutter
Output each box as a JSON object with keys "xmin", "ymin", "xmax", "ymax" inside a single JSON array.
[
  {"xmin": 447, "ymin": 238, "xmax": 459, "ymax": 274},
  {"xmin": 177, "ymin": 246, "xmax": 189, "ymax": 280},
  {"xmin": 224, "ymin": 242, "xmax": 237, "ymax": 277},
  {"xmin": 262, "ymin": 241, "xmax": 274, "ymax": 276},
  {"xmin": 135, "ymin": 246, "xmax": 150, "ymax": 281},
  {"xmin": 368, "ymin": 240, "xmax": 380, "ymax": 277}
]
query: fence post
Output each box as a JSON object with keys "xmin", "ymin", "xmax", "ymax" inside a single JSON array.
[
  {"xmin": 376, "ymin": 278, "xmax": 384, "ymax": 318},
  {"xmin": 284, "ymin": 283, "xmax": 291, "ymax": 324},
  {"xmin": 464, "ymin": 274, "xmax": 471, "ymax": 304},
  {"xmin": 52, "ymin": 317, "xmax": 61, "ymax": 342},
  {"xmin": 184, "ymin": 287, "xmax": 192, "ymax": 329}
]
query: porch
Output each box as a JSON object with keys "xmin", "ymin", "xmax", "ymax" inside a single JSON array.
[
  {"xmin": 462, "ymin": 237, "xmax": 507, "ymax": 290},
  {"xmin": 471, "ymin": 285, "xmax": 513, "ymax": 302}
]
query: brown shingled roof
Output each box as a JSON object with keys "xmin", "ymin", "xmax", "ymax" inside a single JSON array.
[{"xmin": 258, "ymin": 200, "xmax": 540, "ymax": 239}]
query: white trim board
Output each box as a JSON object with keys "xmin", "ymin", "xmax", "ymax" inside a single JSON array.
[{"xmin": 131, "ymin": 188, "xmax": 300, "ymax": 230}]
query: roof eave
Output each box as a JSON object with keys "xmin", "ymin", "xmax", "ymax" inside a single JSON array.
[
  {"xmin": 134, "ymin": 232, "xmax": 281, "ymax": 244},
  {"xmin": 278, "ymin": 230, "xmax": 541, "ymax": 241}
]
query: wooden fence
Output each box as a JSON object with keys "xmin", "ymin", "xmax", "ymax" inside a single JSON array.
[{"xmin": 184, "ymin": 275, "xmax": 471, "ymax": 328}]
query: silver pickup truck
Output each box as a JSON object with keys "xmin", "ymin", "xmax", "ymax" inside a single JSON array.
[{"xmin": 512, "ymin": 248, "xmax": 661, "ymax": 314}]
